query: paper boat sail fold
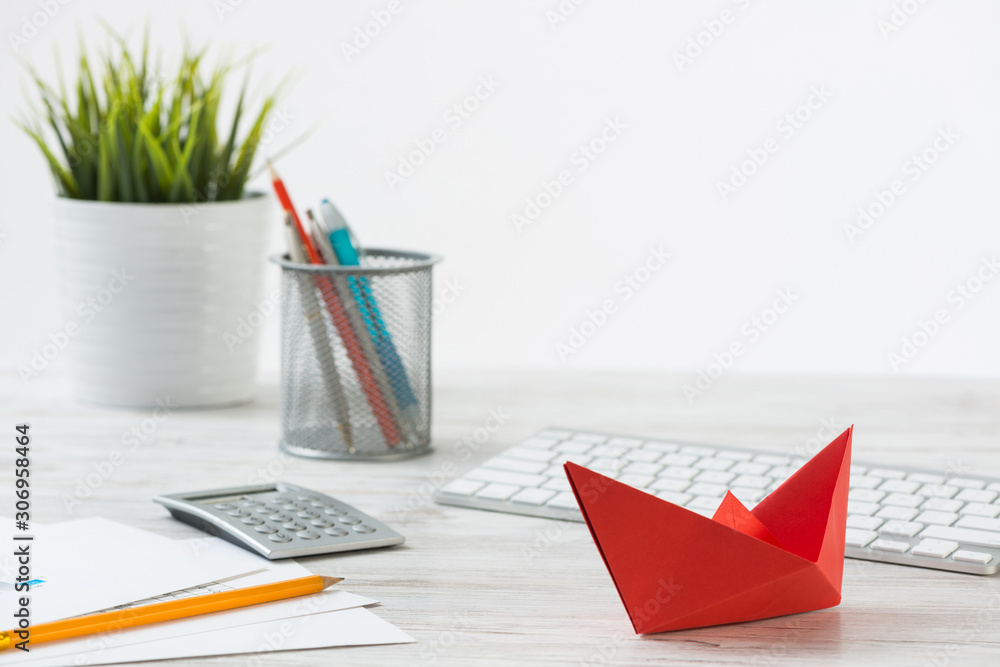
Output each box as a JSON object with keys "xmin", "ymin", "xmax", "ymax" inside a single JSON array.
[{"xmin": 564, "ymin": 426, "xmax": 853, "ymax": 633}]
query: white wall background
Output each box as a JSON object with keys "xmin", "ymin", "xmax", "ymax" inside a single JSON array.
[{"xmin": 2, "ymin": 0, "xmax": 999, "ymax": 382}]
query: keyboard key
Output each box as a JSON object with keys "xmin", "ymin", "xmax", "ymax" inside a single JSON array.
[
  {"xmin": 510, "ymin": 488, "xmax": 557, "ymax": 506},
  {"xmin": 754, "ymin": 455, "xmax": 790, "ymax": 466},
  {"xmin": 915, "ymin": 511, "xmax": 958, "ymax": 526},
  {"xmin": 731, "ymin": 475, "xmax": 772, "ymax": 489},
  {"xmin": 693, "ymin": 457, "xmax": 734, "ymax": 471},
  {"xmin": 883, "ymin": 493, "xmax": 923, "ymax": 508},
  {"xmin": 618, "ymin": 474, "xmax": 654, "ymax": 489},
  {"xmin": 589, "ymin": 458, "xmax": 627, "ymax": 474},
  {"xmin": 549, "ymin": 453, "xmax": 593, "ymax": 467},
  {"xmin": 644, "ymin": 441, "xmax": 679, "ymax": 452},
  {"xmin": 729, "ymin": 487, "xmax": 765, "ymax": 504},
  {"xmin": 694, "ymin": 470, "xmax": 735, "ymax": 485},
  {"xmin": 988, "ymin": 482, "xmax": 1000, "ymax": 493},
  {"xmin": 546, "ymin": 492, "xmax": 582, "ymax": 510},
  {"xmin": 623, "ymin": 449, "xmax": 662, "ymax": 463},
  {"xmin": 466, "ymin": 468, "xmax": 547, "ymax": 488},
  {"xmin": 956, "ymin": 489, "xmax": 998, "ymax": 504},
  {"xmin": 503, "ymin": 448, "xmax": 556, "ymax": 463},
  {"xmin": 556, "ymin": 441, "xmax": 593, "ymax": 454},
  {"xmin": 768, "ymin": 466, "xmax": 798, "ymax": 480},
  {"xmin": 850, "ymin": 465, "xmax": 868, "ymax": 476},
  {"xmin": 960, "ymin": 503, "xmax": 1000, "ymax": 518},
  {"xmin": 867, "ymin": 468, "xmax": 906, "ymax": 480},
  {"xmin": 617, "ymin": 474, "xmax": 654, "ymax": 490},
  {"xmin": 948, "ymin": 478, "xmax": 986, "ymax": 490},
  {"xmin": 589, "ymin": 445, "xmax": 627, "ymax": 459},
  {"xmin": 907, "ymin": 472, "xmax": 946, "ymax": 484},
  {"xmin": 623, "ymin": 462, "xmax": 663, "ymax": 476},
  {"xmin": 519, "ymin": 437, "xmax": 560, "ymax": 450},
  {"xmin": 920, "ymin": 525, "xmax": 1000, "ymax": 549},
  {"xmin": 917, "ymin": 484, "xmax": 959, "ymax": 499},
  {"xmin": 474, "ymin": 484, "xmax": 521, "ymax": 501},
  {"xmin": 660, "ymin": 466, "xmax": 699, "ymax": 480},
  {"xmin": 659, "ymin": 453, "xmax": 698, "ymax": 467},
  {"xmin": 651, "ymin": 478, "xmax": 691, "ymax": 492},
  {"xmin": 687, "ymin": 496, "xmax": 722, "ymax": 511},
  {"xmin": 483, "ymin": 457, "xmax": 549, "ymax": 474},
  {"xmin": 871, "ymin": 539, "xmax": 910, "ymax": 553},
  {"xmin": 608, "ymin": 437, "xmax": 644, "ymax": 447},
  {"xmin": 680, "ymin": 445, "xmax": 716, "ymax": 457},
  {"xmin": 876, "ymin": 506, "xmax": 919, "ymax": 521},
  {"xmin": 879, "ymin": 479, "xmax": 920, "ymax": 494},
  {"xmin": 911, "ymin": 538, "xmax": 959, "ymax": 559},
  {"xmin": 849, "ymin": 476, "xmax": 882, "ymax": 489},
  {"xmin": 543, "ymin": 477, "xmax": 572, "ymax": 492},
  {"xmin": 956, "ymin": 516, "xmax": 1000, "ymax": 532},
  {"xmin": 847, "ymin": 501, "xmax": 880, "ymax": 516},
  {"xmin": 717, "ymin": 450, "xmax": 753, "ymax": 461},
  {"xmin": 847, "ymin": 515, "xmax": 884, "ymax": 531},
  {"xmin": 687, "ymin": 483, "xmax": 728, "ymax": 497},
  {"xmin": 845, "ymin": 528, "xmax": 878, "ymax": 548},
  {"xmin": 920, "ymin": 497, "xmax": 962, "ymax": 513},
  {"xmin": 656, "ymin": 491, "xmax": 692, "ymax": 505},
  {"xmin": 730, "ymin": 462, "xmax": 770, "ymax": 476},
  {"xmin": 439, "ymin": 480, "xmax": 485, "ymax": 496},
  {"xmin": 879, "ymin": 520, "xmax": 924, "ymax": 537},
  {"xmin": 571, "ymin": 433, "xmax": 607, "ymax": 444},
  {"xmin": 542, "ymin": 465, "xmax": 568, "ymax": 477},
  {"xmin": 953, "ymin": 550, "xmax": 993, "ymax": 565},
  {"xmin": 849, "ymin": 489, "xmax": 886, "ymax": 503}
]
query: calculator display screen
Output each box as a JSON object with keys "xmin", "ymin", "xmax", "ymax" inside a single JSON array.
[{"xmin": 187, "ymin": 487, "xmax": 278, "ymax": 504}]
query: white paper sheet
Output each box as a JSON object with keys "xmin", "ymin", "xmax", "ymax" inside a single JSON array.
[
  {"xmin": 21, "ymin": 607, "xmax": 414, "ymax": 666},
  {"xmin": 7, "ymin": 535, "xmax": 380, "ymax": 665},
  {"xmin": 0, "ymin": 518, "xmax": 265, "ymax": 624}
]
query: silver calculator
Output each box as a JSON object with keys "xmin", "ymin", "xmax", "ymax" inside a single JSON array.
[{"xmin": 153, "ymin": 482, "xmax": 405, "ymax": 559}]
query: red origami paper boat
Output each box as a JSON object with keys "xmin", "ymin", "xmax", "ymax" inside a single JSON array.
[{"xmin": 564, "ymin": 426, "xmax": 853, "ymax": 633}]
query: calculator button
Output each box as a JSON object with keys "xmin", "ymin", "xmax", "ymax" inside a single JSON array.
[
  {"xmin": 226, "ymin": 508, "xmax": 248, "ymax": 517},
  {"xmin": 324, "ymin": 526, "xmax": 349, "ymax": 537},
  {"xmin": 339, "ymin": 516, "xmax": 362, "ymax": 525},
  {"xmin": 310, "ymin": 518, "xmax": 334, "ymax": 527},
  {"xmin": 253, "ymin": 523, "xmax": 278, "ymax": 534},
  {"xmin": 240, "ymin": 497, "xmax": 265, "ymax": 506},
  {"xmin": 253, "ymin": 506, "xmax": 273, "ymax": 514},
  {"xmin": 240, "ymin": 516, "xmax": 264, "ymax": 526},
  {"xmin": 283, "ymin": 521, "xmax": 307, "ymax": 531},
  {"xmin": 296, "ymin": 530, "xmax": 320, "ymax": 540},
  {"xmin": 271, "ymin": 495, "xmax": 292, "ymax": 502},
  {"xmin": 324, "ymin": 507, "xmax": 348, "ymax": 517},
  {"xmin": 214, "ymin": 503, "xmax": 237, "ymax": 510},
  {"xmin": 267, "ymin": 532, "xmax": 292, "ymax": 543},
  {"xmin": 297, "ymin": 510, "xmax": 320, "ymax": 519},
  {"xmin": 296, "ymin": 495, "xmax": 318, "ymax": 501},
  {"xmin": 309, "ymin": 501, "xmax": 326, "ymax": 508},
  {"xmin": 353, "ymin": 524, "xmax": 376, "ymax": 534},
  {"xmin": 268, "ymin": 513, "xmax": 292, "ymax": 522}
]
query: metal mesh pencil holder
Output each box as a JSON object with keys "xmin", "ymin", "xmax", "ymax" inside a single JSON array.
[{"xmin": 272, "ymin": 249, "xmax": 441, "ymax": 460}]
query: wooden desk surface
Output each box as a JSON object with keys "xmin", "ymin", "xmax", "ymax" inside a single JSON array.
[{"xmin": 5, "ymin": 369, "xmax": 1000, "ymax": 666}]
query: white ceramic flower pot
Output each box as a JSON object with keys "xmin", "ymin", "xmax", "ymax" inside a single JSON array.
[{"xmin": 51, "ymin": 195, "xmax": 272, "ymax": 408}]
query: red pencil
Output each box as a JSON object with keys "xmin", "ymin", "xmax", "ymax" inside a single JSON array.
[{"xmin": 268, "ymin": 162, "xmax": 402, "ymax": 447}]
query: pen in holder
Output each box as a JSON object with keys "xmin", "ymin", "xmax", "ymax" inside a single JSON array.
[{"xmin": 272, "ymin": 249, "xmax": 440, "ymax": 460}]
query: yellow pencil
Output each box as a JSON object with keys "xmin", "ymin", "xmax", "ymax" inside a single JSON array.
[{"xmin": 0, "ymin": 574, "xmax": 342, "ymax": 651}]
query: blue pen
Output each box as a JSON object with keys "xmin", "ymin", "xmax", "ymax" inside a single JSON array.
[{"xmin": 319, "ymin": 200, "xmax": 420, "ymax": 415}]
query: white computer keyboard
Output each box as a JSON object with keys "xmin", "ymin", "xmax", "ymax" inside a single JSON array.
[{"xmin": 433, "ymin": 428, "xmax": 1000, "ymax": 575}]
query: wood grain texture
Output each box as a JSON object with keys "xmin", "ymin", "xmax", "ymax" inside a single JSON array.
[{"xmin": 3, "ymin": 369, "xmax": 999, "ymax": 666}]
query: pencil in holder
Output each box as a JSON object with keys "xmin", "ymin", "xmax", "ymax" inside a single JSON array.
[{"xmin": 272, "ymin": 249, "xmax": 440, "ymax": 460}]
